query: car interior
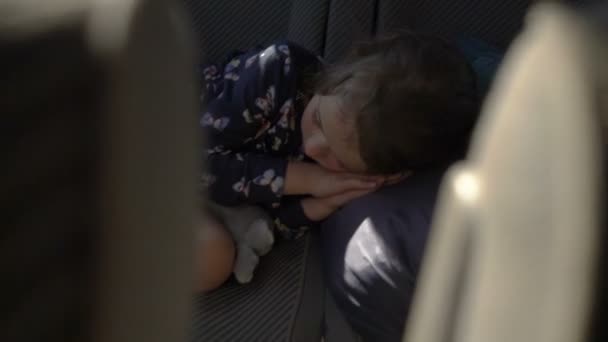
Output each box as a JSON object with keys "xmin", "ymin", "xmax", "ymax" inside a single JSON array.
[{"xmin": 1, "ymin": 0, "xmax": 606, "ymax": 341}]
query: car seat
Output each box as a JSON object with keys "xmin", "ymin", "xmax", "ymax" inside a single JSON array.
[{"xmin": 181, "ymin": 1, "xmax": 593, "ymax": 341}]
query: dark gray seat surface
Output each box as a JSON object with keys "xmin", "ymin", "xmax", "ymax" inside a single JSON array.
[
  {"xmin": 192, "ymin": 237, "xmax": 303, "ymax": 341},
  {"xmin": 182, "ymin": 0, "xmax": 327, "ymax": 64},
  {"xmin": 192, "ymin": 232, "xmax": 324, "ymax": 342}
]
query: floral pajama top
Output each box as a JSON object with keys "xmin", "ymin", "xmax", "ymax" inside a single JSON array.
[{"xmin": 200, "ymin": 41, "xmax": 322, "ymax": 239}]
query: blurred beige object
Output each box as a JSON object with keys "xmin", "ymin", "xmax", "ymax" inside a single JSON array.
[
  {"xmin": 405, "ymin": 3, "xmax": 606, "ymax": 342},
  {"xmin": 91, "ymin": 1, "xmax": 198, "ymax": 342},
  {"xmin": 1, "ymin": 0, "xmax": 198, "ymax": 341}
]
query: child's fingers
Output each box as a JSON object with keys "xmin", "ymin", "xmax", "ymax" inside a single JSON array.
[
  {"xmin": 336, "ymin": 177, "xmax": 379, "ymax": 193},
  {"xmin": 384, "ymin": 171, "xmax": 412, "ymax": 185},
  {"xmin": 344, "ymin": 173, "xmax": 397, "ymax": 186},
  {"xmin": 336, "ymin": 172, "xmax": 381, "ymax": 182},
  {"xmin": 327, "ymin": 188, "xmax": 375, "ymax": 208},
  {"xmin": 336, "ymin": 172, "xmax": 386, "ymax": 183}
]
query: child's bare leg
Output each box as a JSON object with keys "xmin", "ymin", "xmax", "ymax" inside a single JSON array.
[{"xmin": 195, "ymin": 215, "xmax": 235, "ymax": 292}]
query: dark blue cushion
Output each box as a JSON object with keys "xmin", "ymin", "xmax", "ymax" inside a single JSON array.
[
  {"xmin": 320, "ymin": 168, "xmax": 446, "ymax": 341},
  {"xmin": 457, "ymin": 37, "xmax": 504, "ymax": 95}
]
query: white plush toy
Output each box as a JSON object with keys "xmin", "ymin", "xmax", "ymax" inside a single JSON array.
[{"xmin": 207, "ymin": 203, "xmax": 275, "ymax": 283}]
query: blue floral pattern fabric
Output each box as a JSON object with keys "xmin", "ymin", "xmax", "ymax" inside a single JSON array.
[{"xmin": 200, "ymin": 41, "xmax": 322, "ymax": 239}]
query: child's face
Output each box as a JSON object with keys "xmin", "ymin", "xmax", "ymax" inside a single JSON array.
[{"xmin": 300, "ymin": 95, "xmax": 367, "ymax": 173}]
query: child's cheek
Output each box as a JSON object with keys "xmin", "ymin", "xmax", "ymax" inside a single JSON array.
[{"xmin": 303, "ymin": 133, "xmax": 325, "ymax": 160}]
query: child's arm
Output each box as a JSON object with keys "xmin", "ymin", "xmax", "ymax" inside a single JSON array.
[
  {"xmin": 207, "ymin": 154, "xmax": 378, "ymax": 206},
  {"xmin": 300, "ymin": 188, "xmax": 376, "ymax": 221},
  {"xmin": 203, "ymin": 42, "xmax": 310, "ymax": 207},
  {"xmin": 284, "ymin": 162, "xmax": 379, "ymax": 197},
  {"xmin": 266, "ymin": 187, "xmax": 376, "ymax": 240},
  {"xmin": 269, "ymin": 173, "xmax": 408, "ymax": 237}
]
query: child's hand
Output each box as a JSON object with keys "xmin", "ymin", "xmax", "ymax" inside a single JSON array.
[
  {"xmin": 383, "ymin": 171, "xmax": 412, "ymax": 185},
  {"xmin": 285, "ymin": 162, "xmax": 382, "ymax": 197},
  {"xmin": 309, "ymin": 168, "xmax": 383, "ymax": 198},
  {"xmin": 299, "ymin": 171, "xmax": 411, "ymax": 221},
  {"xmin": 301, "ymin": 188, "xmax": 376, "ymax": 222}
]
